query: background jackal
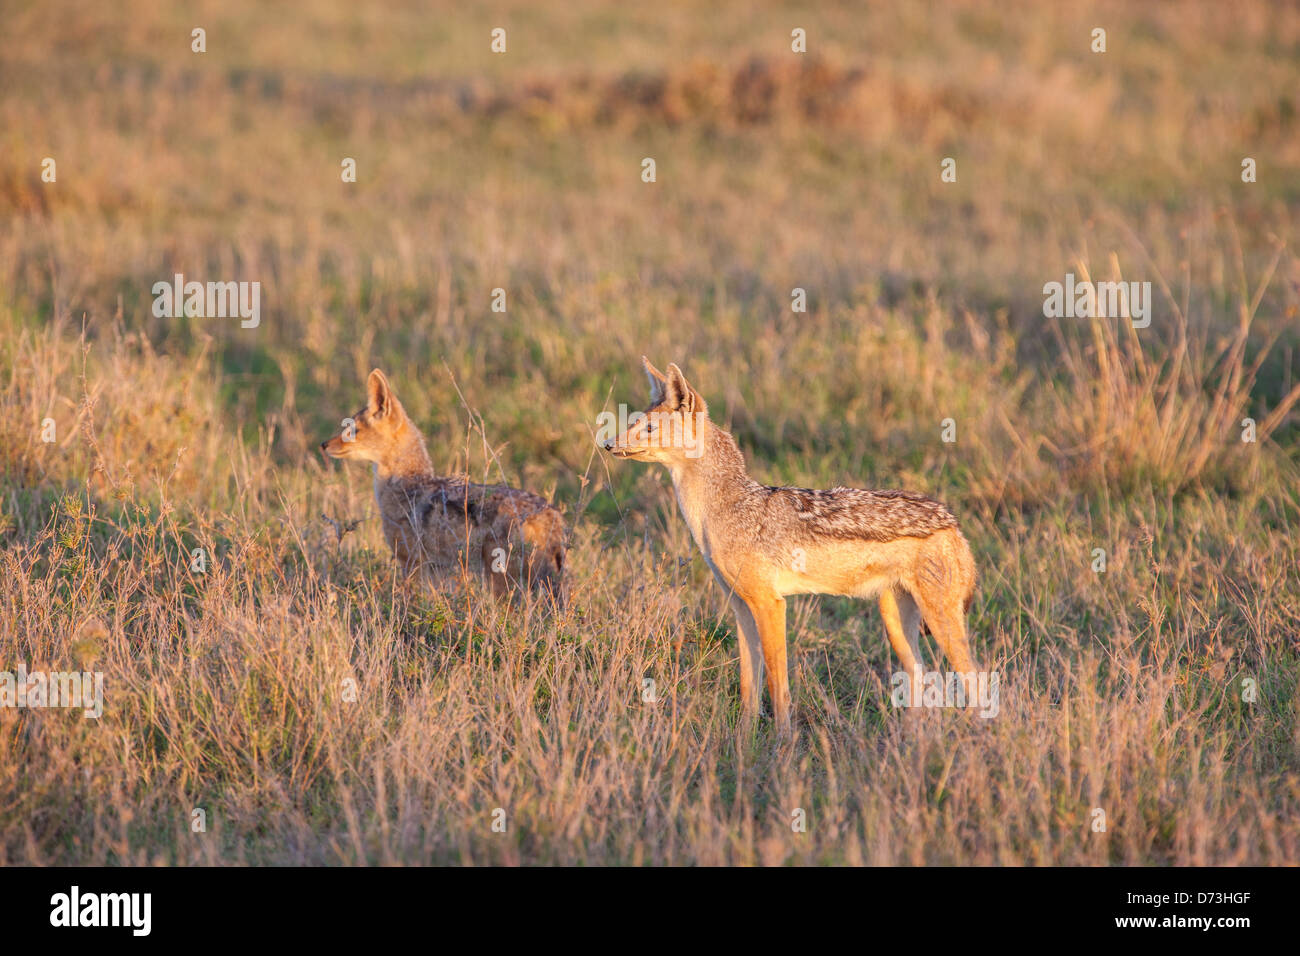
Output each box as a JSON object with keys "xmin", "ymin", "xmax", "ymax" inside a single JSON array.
[
  {"xmin": 321, "ymin": 369, "xmax": 566, "ymax": 604},
  {"xmin": 605, "ymin": 358, "xmax": 977, "ymax": 732}
]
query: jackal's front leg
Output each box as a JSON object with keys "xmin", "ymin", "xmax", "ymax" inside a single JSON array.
[
  {"xmin": 748, "ymin": 594, "xmax": 791, "ymax": 734},
  {"xmin": 720, "ymin": 589, "xmax": 764, "ymax": 719}
]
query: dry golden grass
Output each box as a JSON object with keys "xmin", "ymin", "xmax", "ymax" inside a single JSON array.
[{"xmin": 1, "ymin": 0, "xmax": 1298, "ymax": 864}]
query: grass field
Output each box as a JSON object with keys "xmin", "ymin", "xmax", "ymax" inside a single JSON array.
[{"xmin": 2, "ymin": 0, "xmax": 1299, "ymax": 864}]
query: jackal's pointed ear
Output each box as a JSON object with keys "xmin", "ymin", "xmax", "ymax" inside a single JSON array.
[
  {"xmin": 642, "ymin": 355, "xmax": 668, "ymax": 406},
  {"xmin": 366, "ymin": 368, "xmax": 396, "ymax": 418},
  {"xmin": 664, "ymin": 363, "xmax": 704, "ymax": 415}
]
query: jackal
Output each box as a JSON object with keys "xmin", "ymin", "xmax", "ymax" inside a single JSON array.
[
  {"xmin": 603, "ymin": 358, "xmax": 977, "ymax": 732},
  {"xmin": 321, "ymin": 369, "xmax": 566, "ymax": 604}
]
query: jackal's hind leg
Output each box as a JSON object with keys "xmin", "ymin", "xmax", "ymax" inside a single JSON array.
[{"xmin": 913, "ymin": 577, "xmax": 978, "ymax": 702}]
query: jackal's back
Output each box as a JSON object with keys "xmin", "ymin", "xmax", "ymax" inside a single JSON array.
[
  {"xmin": 378, "ymin": 475, "xmax": 566, "ymax": 595},
  {"xmin": 766, "ymin": 486, "xmax": 958, "ymax": 543}
]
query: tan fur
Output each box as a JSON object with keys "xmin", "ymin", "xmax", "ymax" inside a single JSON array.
[
  {"xmin": 321, "ymin": 369, "xmax": 566, "ymax": 604},
  {"xmin": 604, "ymin": 357, "xmax": 978, "ymax": 733}
]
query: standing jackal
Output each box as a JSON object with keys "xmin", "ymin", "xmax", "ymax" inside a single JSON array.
[
  {"xmin": 603, "ymin": 358, "xmax": 977, "ymax": 733},
  {"xmin": 320, "ymin": 369, "xmax": 566, "ymax": 604}
]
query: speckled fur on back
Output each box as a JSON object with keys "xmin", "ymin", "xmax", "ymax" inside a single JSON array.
[
  {"xmin": 603, "ymin": 357, "xmax": 978, "ymax": 733},
  {"xmin": 766, "ymin": 487, "xmax": 958, "ymax": 541},
  {"xmin": 321, "ymin": 369, "xmax": 565, "ymax": 604},
  {"xmin": 679, "ymin": 427, "xmax": 960, "ymax": 549}
]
